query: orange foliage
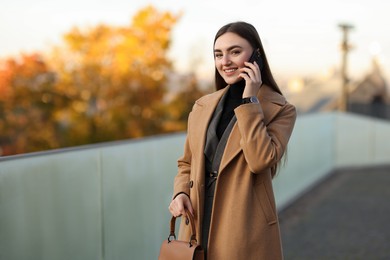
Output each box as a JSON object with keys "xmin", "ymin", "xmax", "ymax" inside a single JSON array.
[
  {"xmin": 0, "ymin": 53, "xmax": 48, "ymax": 101},
  {"xmin": 0, "ymin": 53, "xmax": 59, "ymax": 155},
  {"xmin": 50, "ymin": 5, "xmax": 180, "ymax": 143},
  {"xmin": 0, "ymin": 6, "xmax": 206, "ymax": 156}
]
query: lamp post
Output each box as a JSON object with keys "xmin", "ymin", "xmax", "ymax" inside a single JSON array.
[{"xmin": 338, "ymin": 23, "xmax": 354, "ymax": 112}]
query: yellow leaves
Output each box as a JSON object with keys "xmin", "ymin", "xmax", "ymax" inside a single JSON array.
[
  {"xmin": 151, "ymin": 70, "xmax": 164, "ymax": 81},
  {"xmin": 132, "ymin": 5, "xmax": 178, "ymax": 30},
  {"xmin": 72, "ymin": 100, "xmax": 87, "ymax": 113},
  {"xmin": 50, "ymin": 5, "xmax": 182, "ymax": 142},
  {"xmin": 130, "ymin": 5, "xmax": 180, "ymax": 59},
  {"xmin": 0, "ymin": 5, "xmax": 204, "ymax": 156}
]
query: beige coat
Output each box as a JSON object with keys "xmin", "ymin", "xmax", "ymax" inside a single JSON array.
[{"xmin": 173, "ymin": 84, "xmax": 296, "ymax": 260}]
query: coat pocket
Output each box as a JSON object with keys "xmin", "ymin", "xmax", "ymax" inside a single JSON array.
[{"xmin": 253, "ymin": 181, "xmax": 277, "ymax": 225}]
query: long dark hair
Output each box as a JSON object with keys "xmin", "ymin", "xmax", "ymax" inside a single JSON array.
[{"xmin": 213, "ymin": 21, "xmax": 283, "ymax": 95}]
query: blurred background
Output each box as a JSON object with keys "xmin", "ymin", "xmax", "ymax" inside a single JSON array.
[
  {"xmin": 1, "ymin": 1, "xmax": 390, "ymax": 259},
  {"xmin": 1, "ymin": 0, "xmax": 389, "ymax": 156}
]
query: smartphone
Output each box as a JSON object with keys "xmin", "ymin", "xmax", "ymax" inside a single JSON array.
[{"xmin": 248, "ymin": 49, "xmax": 264, "ymax": 71}]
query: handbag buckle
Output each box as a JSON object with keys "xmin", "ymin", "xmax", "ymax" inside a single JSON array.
[
  {"xmin": 167, "ymin": 233, "xmax": 176, "ymax": 243},
  {"xmin": 189, "ymin": 235, "xmax": 197, "ymax": 247}
]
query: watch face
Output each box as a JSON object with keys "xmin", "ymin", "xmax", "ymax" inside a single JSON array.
[{"xmin": 250, "ymin": 96, "xmax": 259, "ymax": 103}]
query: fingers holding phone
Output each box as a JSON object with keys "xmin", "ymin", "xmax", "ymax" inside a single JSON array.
[
  {"xmin": 248, "ymin": 48, "xmax": 264, "ymax": 70},
  {"xmin": 240, "ymin": 49, "xmax": 263, "ymax": 97}
]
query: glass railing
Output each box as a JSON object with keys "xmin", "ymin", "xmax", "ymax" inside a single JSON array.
[{"xmin": 1, "ymin": 112, "xmax": 389, "ymax": 259}]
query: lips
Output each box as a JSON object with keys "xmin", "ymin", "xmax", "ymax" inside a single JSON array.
[{"xmin": 223, "ymin": 68, "xmax": 238, "ymax": 76}]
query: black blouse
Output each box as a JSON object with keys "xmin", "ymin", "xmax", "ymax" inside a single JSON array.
[{"xmin": 216, "ymin": 80, "xmax": 245, "ymax": 139}]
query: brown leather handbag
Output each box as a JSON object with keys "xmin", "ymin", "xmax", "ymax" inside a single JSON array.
[{"xmin": 158, "ymin": 210, "xmax": 204, "ymax": 260}]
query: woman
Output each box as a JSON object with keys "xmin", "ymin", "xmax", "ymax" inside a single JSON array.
[{"xmin": 168, "ymin": 21, "xmax": 296, "ymax": 259}]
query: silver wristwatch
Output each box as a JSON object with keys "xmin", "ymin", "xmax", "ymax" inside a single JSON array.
[{"xmin": 242, "ymin": 96, "xmax": 259, "ymax": 104}]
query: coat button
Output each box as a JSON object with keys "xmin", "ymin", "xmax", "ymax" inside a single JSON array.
[{"xmin": 189, "ymin": 180, "xmax": 194, "ymax": 188}]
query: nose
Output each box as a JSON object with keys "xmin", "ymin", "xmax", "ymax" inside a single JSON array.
[{"xmin": 221, "ymin": 55, "xmax": 231, "ymax": 66}]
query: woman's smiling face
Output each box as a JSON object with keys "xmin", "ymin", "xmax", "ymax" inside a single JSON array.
[{"xmin": 214, "ymin": 32, "xmax": 254, "ymax": 85}]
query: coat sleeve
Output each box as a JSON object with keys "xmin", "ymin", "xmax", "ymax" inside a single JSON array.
[
  {"xmin": 234, "ymin": 101, "xmax": 296, "ymax": 174},
  {"xmin": 172, "ymin": 113, "xmax": 193, "ymax": 198}
]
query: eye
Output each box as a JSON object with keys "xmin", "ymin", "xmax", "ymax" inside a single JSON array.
[
  {"xmin": 214, "ymin": 53, "xmax": 223, "ymax": 59},
  {"xmin": 231, "ymin": 49, "xmax": 241, "ymax": 56}
]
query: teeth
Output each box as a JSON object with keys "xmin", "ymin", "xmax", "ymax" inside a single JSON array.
[{"xmin": 225, "ymin": 69, "xmax": 236, "ymax": 73}]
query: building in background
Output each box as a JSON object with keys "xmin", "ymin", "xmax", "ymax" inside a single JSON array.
[
  {"xmin": 286, "ymin": 57, "xmax": 390, "ymax": 120},
  {"xmin": 348, "ymin": 58, "xmax": 390, "ymax": 119}
]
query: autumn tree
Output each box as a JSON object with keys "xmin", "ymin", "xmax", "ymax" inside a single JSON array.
[
  {"xmin": 0, "ymin": 53, "xmax": 62, "ymax": 155},
  {"xmin": 50, "ymin": 5, "xmax": 180, "ymax": 146},
  {"xmin": 0, "ymin": 6, "xmax": 211, "ymax": 156}
]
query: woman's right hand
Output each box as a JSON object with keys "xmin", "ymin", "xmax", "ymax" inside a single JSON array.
[{"xmin": 169, "ymin": 193, "xmax": 194, "ymax": 217}]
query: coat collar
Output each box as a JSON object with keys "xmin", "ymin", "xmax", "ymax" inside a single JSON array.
[
  {"xmin": 191, "ymin": 84, "xmax": 286, "ymax": 176},
  {"xmin": 195, "ymin": 84, "xmax": 286, "ymax": 125}
]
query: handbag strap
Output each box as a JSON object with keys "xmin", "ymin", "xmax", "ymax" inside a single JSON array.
[{"xmin": 168, "ymin": 209, "xmax": 197, "ymax": 246}]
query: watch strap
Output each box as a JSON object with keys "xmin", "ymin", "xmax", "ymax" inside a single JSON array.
[{"xmin": 242, "ymin": 96, "xmax": 259, "ymax": 104}]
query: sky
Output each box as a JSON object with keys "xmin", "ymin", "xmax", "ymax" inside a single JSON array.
[{"xmin": 1, "ymin": 0, "xmax": 389, "ymax": 84}]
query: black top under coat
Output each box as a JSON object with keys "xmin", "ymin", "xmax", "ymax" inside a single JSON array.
[{"xmin": 216, "ymin": 80, "xmax": 245, "ymax": 139}]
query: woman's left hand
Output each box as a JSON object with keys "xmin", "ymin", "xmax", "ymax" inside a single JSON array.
[{"xmin": 239, "ymin": 61, "xmax": 263, "ymax": 98}]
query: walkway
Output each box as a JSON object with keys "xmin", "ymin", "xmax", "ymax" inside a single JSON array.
[{"xmin": 279, "ymin": 165, "xmax": 390, "ymax": 260}]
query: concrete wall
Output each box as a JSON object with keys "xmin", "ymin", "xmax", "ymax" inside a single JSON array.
[{"xmin": 1, "ymin": 112, "xmax": 390, "ymax": 259}]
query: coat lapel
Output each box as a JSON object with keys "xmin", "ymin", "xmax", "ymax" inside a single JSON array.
[
  {"xmin": 189, "ymin": 88, "xmax": 227, "ymax": 178},
  {"xmin": 204, "ymin": 90, "xmax": 229, "ymax": 164}
]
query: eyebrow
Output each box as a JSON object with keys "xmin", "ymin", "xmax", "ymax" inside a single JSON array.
[{"xmin": 214, "ymin": 45, "xmax": 243, "ymax": 53}]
